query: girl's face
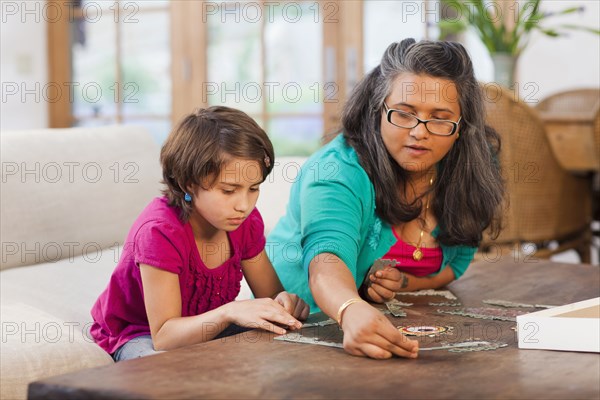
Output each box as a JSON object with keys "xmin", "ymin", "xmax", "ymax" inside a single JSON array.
[
  {"xmin": 380, "ymin": 73, "xmax": 461, "ymax": 180},
  {"xmin": 189, "ymin": 158, "xmax": 262, "ymax": 236}
]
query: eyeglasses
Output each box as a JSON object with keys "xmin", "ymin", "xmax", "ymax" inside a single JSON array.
[{"xmin": 383, "ymin": 103, "xmax": 461, "ymax": 136}]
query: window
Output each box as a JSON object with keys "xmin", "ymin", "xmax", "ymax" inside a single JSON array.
[
  {"xmin": 56, "ymin": 0, "xmax": 171, "ymax": 142},
  {"xmin": 363, "ymin": 0, "xmax": 437, "ymax": 72},
  {"xmin": 205, "ymin": 1, "xmax": 324, "ymax": 156},
  {"xmin": 49, "ymin": 0, "xmax": 363, "ymax": 154}
]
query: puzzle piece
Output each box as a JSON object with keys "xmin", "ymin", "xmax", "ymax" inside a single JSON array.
[
  {"xmin": 365, "ymin": 259, "xmax": 399, "ymax": 287},
  {"xmin": 398, "ymin": 325, "xmax": 452, "ymax": 337},
  {"xmin": 386, "ymin": 298, "xmax": 408, "ymax": 317},
  {"xmin": 421, "ymin": 340, "xmax": 508, "ymax": 352},
  {"xmin": 483, "ymin": 299, "xmax": 556, "ymax": 309},
  {"xmin": 275, "ymin": 334, "xmax": 507, "ymax": 353},
  {"xmin": 301, "ymin": 318, "xmax": 337, "ymax": 328},
  {"xmin": 399, "ymin": 289, "xmax": 458, "ymax": 300},
  {"xmin": 274, "ymin": 333, "xmax": 342, "ymax": 348},
  {"xmin": 437, "ymin": 307, "xmax": 528, "ymax": 322}
]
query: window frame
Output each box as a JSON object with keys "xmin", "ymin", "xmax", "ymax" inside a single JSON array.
[{"xmin": 47, "ymin": 0, "xmax": 364, "ymax": 142}]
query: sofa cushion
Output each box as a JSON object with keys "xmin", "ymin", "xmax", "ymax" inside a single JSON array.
[
  {"xmin": 0, "ymin": 303, "xmax": 113, "ymax": 400},
  {"xmin": 1, "ymin": 244, "xmax": 118, "ymax": 325},
  {"xmin": 1, "ymin": 245, "xmax": 118, "ymax": 399},
  {"xmin": 0, "ymin": 126, "xmax": 162, "ymax": 271}
]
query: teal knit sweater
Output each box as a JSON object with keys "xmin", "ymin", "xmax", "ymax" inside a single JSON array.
[{"xmin": 267, "ymin": 135, "xmax": 477, "ymax": 311}]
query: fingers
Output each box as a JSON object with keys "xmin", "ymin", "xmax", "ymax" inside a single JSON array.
[
  {"xmin": 376, "ymin": 321, "xmax": 419, "ymax": 355},
  {"xmin": 345, "ymin": 327, "xmax": 418, "ymax": 359},
  {"xmin": 274, "ymin": 292, "xmax": 295, "ymax": 315},
  {"xmin": 260, "ymin": 299, "xmax": 302, "ymax": 330},
  {"xmin": 340, "ymin": 302, "xmax": 419, "ymax": 360},
  {"xmin": 256, "ymin": 319, "xmax": 287, "ymax": 335},
  {"xmin": 233, "ymin": 298, "xmax": 301, "ymax": 332},
  {"xmin": 372, "ymin": 333, "xmax": 419, "ymax": 358},
  {"xmin": 348, "ymin": 343, "xmax": 393, "ymax": 360},
  {"xmin": 366, "ymin": 286, "xmax": 385, "ymax": 303},
  {"xmin": 367, "ymin": 284, "xmax": 395, "ymax": 303},
  {"xmin": 275, "ymin": 293, "xmax": 310, "ymax": 323},
  {"xmin": 375, "ymin": 267, "xmax": 402, "ymax": 281},
  {"xmin": 292, "ymin": 298, "xmax": 310, "ymax": 321},
  {"xmin": 357, "ymin": 340, "xmax": 417, "ymax": 359},
  {"xmin": 299, "ymin": 303, "xmax": 310, "ymax": 321},
  {"xmin": 371, "ymin": 268, "xmax": 402, "ymax": 290}
]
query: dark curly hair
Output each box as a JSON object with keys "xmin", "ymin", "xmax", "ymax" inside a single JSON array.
[{"xmin": 342, "ymin": 38, "xmax": 504, "ymax": 247}]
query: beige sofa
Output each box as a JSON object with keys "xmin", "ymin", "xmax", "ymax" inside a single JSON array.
[{"xmin": 0, "ymin": 125, "xmax": 304, "ymax": 399}]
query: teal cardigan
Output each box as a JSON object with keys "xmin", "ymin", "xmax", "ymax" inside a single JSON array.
[{"xmin": 267, "ymin": 135, "xmax": 477, "ymax": 312}]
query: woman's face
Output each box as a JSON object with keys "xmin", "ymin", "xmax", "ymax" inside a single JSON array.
[{"xmin": 380, "ymin": 73, "xmax": 461, "ymax": 179}]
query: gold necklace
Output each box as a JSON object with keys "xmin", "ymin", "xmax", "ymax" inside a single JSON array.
[{"xmin": 413, "ymin": 176, "xmax": 433, "ymax": 261}]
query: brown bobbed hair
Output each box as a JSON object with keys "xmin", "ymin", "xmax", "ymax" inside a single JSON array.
[{"xmin": 160, "ymin": 106, "xmax": 274, "ymax": 221}]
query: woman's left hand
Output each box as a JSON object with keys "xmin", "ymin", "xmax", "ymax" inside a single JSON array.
[
  {"xmin": 274, "ymin": 291, "xmax": 310, "ymax": 321},
  {"xmin": 366, "ymin": 268, "xmax": 422, "ymax": 302}
]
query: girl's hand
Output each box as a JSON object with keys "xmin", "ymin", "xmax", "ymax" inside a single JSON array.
[
  {"xmin": 224, "ymin": 298, "xmax": 302, "ymax": 335},
  {"xmin": 341, "ymin": 301, "xmax": 419, "ymax": 359},
  {"xmin": 274, "ymin": 291, "xmax": 310, "ymax": 321},
  {"xmin": 366, "ymin": 268, "xmax": 422, "ymax": 302}
]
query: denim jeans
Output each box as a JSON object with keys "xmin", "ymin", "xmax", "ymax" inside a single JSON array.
[
  {"xmin": 112, "ymin": 335, "xmax": 161, "ymax": 362},
  {"xmin": 111, "ymin": 325, "xmax": 252, "ymax": 362}
]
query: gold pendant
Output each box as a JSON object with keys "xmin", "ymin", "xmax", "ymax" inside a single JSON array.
[{"xmin": 413, "ymin": 248, "xmax": 423, "ymax": 261}]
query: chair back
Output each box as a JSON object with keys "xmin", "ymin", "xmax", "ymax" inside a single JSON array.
[
  {"xmin": 536, "ymin": 89, "xmax": 600, "ymax": 172},
  {"xmin": 481, "ymin": 85, "xmax": 592, "ymax": 249}
]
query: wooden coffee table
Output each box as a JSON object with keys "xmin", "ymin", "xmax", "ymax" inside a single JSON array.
[{"xmin": 29, "ymin": 258, "xmax": 600, "ymax": 399}]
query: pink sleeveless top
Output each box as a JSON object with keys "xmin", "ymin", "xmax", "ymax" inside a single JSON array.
[
  {"xmin": 90, "ymin": 197, "xmax": 266, "ymax": 354},
  {"xmin": 382, "ymin": 227, "xmax": 443, "ymax": 277}
]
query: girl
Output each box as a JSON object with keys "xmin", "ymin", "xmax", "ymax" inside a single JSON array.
[
  {"xmin": 91, "ymin": 106, "xmax": 309, "ymax": 361},
  {"xmin": 267, "ymin": 38, "xmax": 504, "ymax": 359}
]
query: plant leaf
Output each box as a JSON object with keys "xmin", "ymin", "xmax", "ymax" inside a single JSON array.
[
  {"xmin": 558, "ymin": 24, "xmax": 600, "ymax": 35},
  {"xmin": 537, "ymin": 28, "xmax": 562, "ymax": 37},
  {"xmin": 548, "ymin": 7, "xmax": 584, "ymax": 17},
  {"xmin": 438, "ymin": 0, "xmax": 596, "ymax": 57}
]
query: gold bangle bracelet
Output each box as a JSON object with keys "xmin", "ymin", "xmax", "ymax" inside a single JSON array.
[{"xmin": 336, "ymin": 298, "xmax": 364, "ymax": 328}]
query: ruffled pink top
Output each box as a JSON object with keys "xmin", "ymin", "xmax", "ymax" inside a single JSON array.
[
  {"xmin": 382, "ymin": 227, "xmax": 443, "ymax": 277},
  {"xmin": 90, "ymin": 196, "xmax": 265, "ymax": 354}
]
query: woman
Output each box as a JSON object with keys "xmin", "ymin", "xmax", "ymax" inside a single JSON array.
[{"xmin": 267, "ymin": 38, "xmax": 504, "ymax": 359}]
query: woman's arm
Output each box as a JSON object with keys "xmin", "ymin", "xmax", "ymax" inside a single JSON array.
[
  {"xmin": 309, "ymin": 254, "xmax": 419, "ymax": 359},
  {"xmin": 140, "ymin": 263, "xmax": 302, "ymax": 351},
  {"xmin": 243, "ymin": 250, "xmax": 310, "ymax": 320}
]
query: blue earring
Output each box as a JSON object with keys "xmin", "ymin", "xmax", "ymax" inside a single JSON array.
[{"xmin": 184, "ymin": 192, "xmax": 192, "ymax": 202}]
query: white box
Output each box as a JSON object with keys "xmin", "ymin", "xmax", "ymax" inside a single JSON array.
[{"xmin": 517, "ymin": 297, "xmax": 600, "ymax": 353}]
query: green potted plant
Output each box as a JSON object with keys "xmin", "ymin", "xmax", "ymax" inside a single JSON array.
[{"xmin": 439, "ymin": 0, "xmax": 600, "ymax": 87}]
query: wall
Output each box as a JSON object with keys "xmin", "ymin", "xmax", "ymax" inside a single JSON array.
[
  {"xmin": 466, "ymin": 0, "xmax": 599, "ymax": 103},
  {"xmin": 1, "ymin": 1, "xmax": 598, "ymax": 131},
  {"xmin": 519, "ymin": 0, "xmax": 600, "ymax": 101},
  {"xmin": 1, "ymin": 1, "xmax": 49, "ymax": 131}
]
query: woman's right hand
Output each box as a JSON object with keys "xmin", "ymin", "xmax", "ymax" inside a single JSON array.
[
  {"xmin": 340, "ymin": 301, "xmax": 419, "ymax": 359},
  {"xmin": 223, "ymin": 298, "xmax": 302, "ymax": 335}
]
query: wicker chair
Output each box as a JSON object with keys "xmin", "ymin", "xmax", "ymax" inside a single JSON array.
[
  {"xmin": 536, "ymin": 89, "xmax": 600, "ymax": 262},
  {"xmin": 478, "ymin": 85, "xmax": 593, "ymax": 263}
]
